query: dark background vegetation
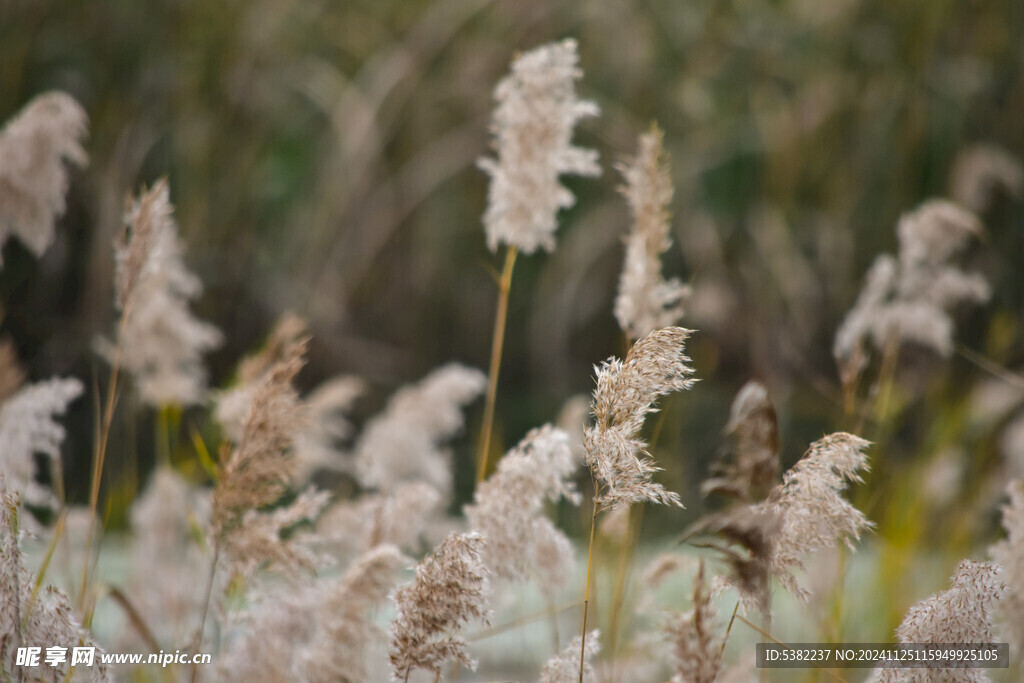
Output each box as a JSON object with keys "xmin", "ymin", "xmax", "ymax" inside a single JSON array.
[{"xmin": 2, "ymin": 0, "xmax": 1023, "ymax": 547}]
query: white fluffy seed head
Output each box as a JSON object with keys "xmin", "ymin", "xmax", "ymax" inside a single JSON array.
[
  {"xmin": 0, "ymin": 91, "xmax": 88, "ymax": 265},
  {"xmin": 584, "ymin": 327, "xmax": 695, "ymax": 508},
  {"xmin": 479, "ymin": 39, "xmax": 600, "ymax": 254}
]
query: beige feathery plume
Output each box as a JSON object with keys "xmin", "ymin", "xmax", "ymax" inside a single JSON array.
[
  {"xmin": 106, "ymin": 179, "xmax": 222, "ymax": 406},
  {"xmin": 615, "ymin": 126, "xmax": 690, "ymax": 340},
  {"xmin": 1, "ymin": 476, "xmax": 110, "ymax": 681},
  {"xmin": 685, "ymin": 503, "xmax": 780, "ymax": 615},
  {"xmin": 767, "ymin": 432, "xmax": 872, "ymax": 601},
  {"xmin": 702, "ymin": 380, "xmax": 779, "ymax": 502},
  {"xmin": 465, "ymin": 424, "xmax": 580, "ymax": 589},
  {"xmin": 539, "ymin": 630, "xmax": 599, "ymax": 683},
  {"xmin": 664, "ymin": 563, "xmax": 724, "ymax": 683},
  {"xmin": 584, "ymin": 326, "xmax": 696, "ymax": 508},
  {"xmin": 0, "ymin": 92, "xmax": 87, "ymax": 265},
  {"xmin": 989, "ymin": 480, "xmax": 1024, "ymax": 656},
  {"xmin": 0, "ymin": 377, "xmax": 82, "ymax": 509},
  {"xmin": 871, "ymin": 560, "xmax": 1004, "ymax": 683},
  {"xmin": 690, "ymin": 432, "xmax": 867, "ymax": 612},
  {"xmin": 949, "ymin": 144, "xmax": 1023, "ymax": 213},
  {"xmin": 297, "ymin": 544, "xmax": 409, "ymax": 682},
  {"xmin": 479, "ymin": 39, "xmax": 601, "ymax": 254},
  {"xmin": 355, "ymin": 363, "xmax": 486, "ymax": 498},
  {"xmin": 389, "ymin": 531, "xmax": 490, "ymax": 680},
  {"xmin": 217, "ymin": 545, "xmax": 408, "ymax": 683},
  {"xmin": 215, "ymin": 313, "xmax": 309, "ymax": 443},
  {"xmin": 213, "ymin": 336, "xmax": 326, "ymax": 576},
  {"xmin": 318, "ymin": 481, "xmax": 443, "ymax": 564},
  {"xmin": 127, "ymin": 467, "xmax": 210, "ymax": 650},
  {"xmin": 834, "ymin": 200, "xmax": 988, "ymax": 379},
  {"xmin": 292, "ymin": 375, "xmax": 364, "ymax": 483}
]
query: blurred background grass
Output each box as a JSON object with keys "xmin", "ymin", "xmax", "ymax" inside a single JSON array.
[{"xmin": 3, "ymin": 0, "xmax": 1024, "ymax": 654}]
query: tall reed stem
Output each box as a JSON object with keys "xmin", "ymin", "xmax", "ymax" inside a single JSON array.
[
  {"xmin": 191, "ymin": 543, "xmax": 220, "ymax": 683},
  {"xmin": 78, "ymin": 310, "xmax": 130, "ymax": 611},
  {"xmin": 579, "ymin": 490, "xmax": 600, "ymax": 682},
  {"xmin": 476, "ymin": 245, "xmax": 518, "ymax": 482}
]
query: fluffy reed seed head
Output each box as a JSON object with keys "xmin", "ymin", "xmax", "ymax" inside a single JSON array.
[
  {"xmin": 989, "ymin": 480, "xmax": 1024, "ymax": 655},
  {"xmin": 318, "ymin": 481, "xmax": 443, "ymax": 564},
  {"xmin": 584, "ymin": 326, "xmax": 696, "ymax": 508},
  {"xmin": 0, "ymin": 91, "xmax": 88, "ymax": 265},
  {"xmin": 665, "ymin": 563, "xmax": 724, "ymax": 683},
  {"xmin": 389, "ymin": 531, "xmax": 490, "ymax": 679},
  {"xmin": 702, "ymin": 380, "xmax": 779, "ymax": 502},
  {"xmin": 1, "ymin": 476, "xmax": 110, "ymax": 681},
  {"xmin": 834, "ymin": 200, "xmax": 988, "ymax": 377},
  {"xmin": 213, "ymin": 336, "xmax": 320, "ymax": 576},
  {"xmin": 949, "ymin": 144, "xmax": 1024, "ymax": 213},
  {"xmin": 109, "ymin": 179, "xmax": 222, "ymax": 406},
  {"xmin": 768, "ymin": 432, "xmax": 872, "ymax": 601},
  {"xmin": 479, "ymin": 38, "xmax": 601, "ymax": 254},
  {"xmin": 292, "ymin": 375, "xmax": 364, "ymax": 483},
  {"xmin": 539, "ymin": 630, "xmax": 599, "ymax": 683},
  {"xmin": 128, "ymin": 467, "xmax": 210, "ymax": 650},
  {"xmin": 298, "ymin": 544, "xmax": 409, "ymax": 683},
  {"xmin": 614, "ymin": 125, "xmax": 690, "ymax": 340},
  {"xmin": 215, "ymin": 313, "xmax": 309, "ymax": 443},
  {"xmin": 686, "ymin": 503, "xmax": 780, "ymax": 615},
  {"xmin": 465, "ymin": 424, "xmax": 580, "ymax": 588},
  {"xmin": 355, "ymin": 363, "xmax": 485, "ymax": 498},
  {"xmin": 0, "ymin": 377, "xmax": 82, "ymax": 509},
  {"xmin": 872, "ymin": 560, "xmax": 1004, "ymax": 683}
]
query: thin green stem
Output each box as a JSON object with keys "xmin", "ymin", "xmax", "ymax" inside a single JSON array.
[
  {"xmin": 579, "ymin": 490, "xmax": 600, "ymax": 683},
  {"xmin": 476, "ymin": 245, "xmax": 518, "ymax": 482},
  {"xmin": 718, "ymin": 600, "xmax": 740, "ymax": 660},
  {"xmin": 79, "ymin": 308, "xmax": 131, "ymax": 612},
  {"xmin": 191, "ymin": 543, "xmax": 220, "ymax": 683}
]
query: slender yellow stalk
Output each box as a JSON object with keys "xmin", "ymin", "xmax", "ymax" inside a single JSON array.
[
  {"xmin": 717, "ymin": 600, "xmax": 740, "ymax": 660},
  {"xmin": 79, "ymin": 309, "xmax": 130, "ymax": 611},
  {"xmin": 191, "ymin": 543, "xmax": 220, "ymax": 683},
  {"xmin": 476, "ymin": 245, "xmax": 517, "ymax": 482},
  {"xmin": 578, "ymin": 490, "xmax": 600, "ymax": 683}
]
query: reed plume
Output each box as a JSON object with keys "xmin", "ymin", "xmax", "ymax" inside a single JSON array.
[
  {"xmin": 355, "ymin": 363, "xmax": 485, "ymax": 498},
  {"xmin": 664, "ymin": 563, "xmax": 723, "ymax": 683},
  {"xmin": 702, "ymin": 380, "xmax": 779, "ymax": 502},
  {"xmin": 871, "ymin": 560, "xmax": 1004, "ymax": 683},
  {"xmin": 217, "ymin": 544, "xmax": 408, "ymax": 683},
  {"xmin": 212, "ymin": 336, "xmax": 325, "ymax": 577},
  {"xmin": 127, "ymin": 467, "xmax": 209, "ymax": 650},
  {"xmin": 215, "ymin": 313, "xmax": 309, "ymax": 443},
  {"xmin": 615, "ymin": 125, "xmax": 690, "ymax": 340},
  {"xmin": 767, "ymin": 432, "xmax": 872, "ymax": 601},
  {"xmin": 584, "ymin": 326, "xmax": 695, "ymax": 508},
  {"xmin": 479, "ymin": 39, "xmax": 600, "ymax": 254},
  {"xmin": 318, "ymin": 481, "xmax": 443, "ymax": 564},
  {"xmin": 466, "ymin": 424, "xmax": 580, "ymax": 588},
  {"xmin": 834, "ymin": 200, "xmax": 989, "ymax": 381},
  {"xmin": 0, "ymin": 377, "xmax": 82, "ymax": 510},
  {"xmin": 1, "ymin": 476, "xmax": 110, "ymax": 681},
  {"xmin": 389, "ymin": 531, "xmax": 490, "ymax": 680},
  {"xmin": 106, "ymin": 179, "xmax": 222, "ymax": 407},
  {"xmin": 540, "ymin": 631, "xmax": 599, "ymax": 683},
  {"xmin": 0, "ymin": 91, "xmax": 87, "ymax": 265}
]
